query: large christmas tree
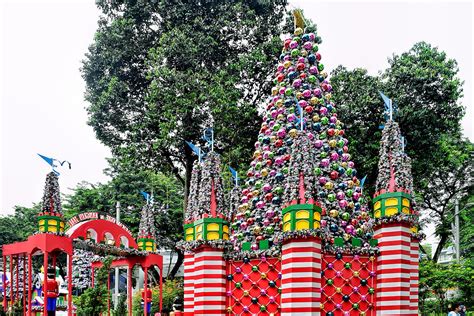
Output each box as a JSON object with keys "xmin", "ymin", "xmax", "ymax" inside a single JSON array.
[{"xmin": 230, "ymin": 11, "xmax": 374, "ymax": 257}]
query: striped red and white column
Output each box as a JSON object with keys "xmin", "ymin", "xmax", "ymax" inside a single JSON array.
[
  {"xmin": 281, "ymin": 237, "xmax": 322, "ymax": 315},
  {"xmin": 409, "ymin": 238, "xmax": 419, "ymax": 315},
  {"xmin": 374, "ymin": 223, "xmax": 411, "ymax": 315},
  {"xmin": 183, "ymin": 252, "xmax": 195, "ymax": 316},
  {"xmin": 193, "ymin": 246, "xmax": 226, "ymax": 315}
]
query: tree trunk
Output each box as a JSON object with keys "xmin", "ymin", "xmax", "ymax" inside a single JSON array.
[
  {"xmin": 167, "ymin": 249, "xmax": 184, "ymax": 280},
  {"xmin": 432, "ymin": 233, "xmax": 449, "ymax": 262}
]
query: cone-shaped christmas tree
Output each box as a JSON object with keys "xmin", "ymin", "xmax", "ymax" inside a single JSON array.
[
  {"xmin": 38, "ymin": 172, "xmax": 65, "ymax": 233},
  {"xmin": 138, "ymin": 198, "xmax": 157, "ymax": 252},
  {"xmin": 230, "ymin": 13, "xmax": 375, "ymax": 257},
  {"xmin": 373, "ymin": 118, "xmax": 420, "ymax": 315},
  {"xmin": 182, "ymin": 151, "xmax": 229, "ymax": 315},
  {"xmin": 184, "ymin": 152, "xmax": 229, "ymax": 244},
  {"xmin": 373, "ymin": 120, "xmax": 416, "ymax": 221}
]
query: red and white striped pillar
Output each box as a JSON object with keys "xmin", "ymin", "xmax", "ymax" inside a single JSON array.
[
  {"xmin": 409, "ymin": 238, "xmax": 419, "ymax": 315},
  {"xmin": 281, "ymin": 237, "xmax": 322, "ymax": 315},
  {"xmin": 193, "ymin": 246, "xmax": 226, "ymax": 315},
  {"xmin": 183, "ymin": 252, "xmax": 195, "ymax": 316},
  {"xmin": 374, "ymin": 222, "xmax": 411, "ymax": 315}
]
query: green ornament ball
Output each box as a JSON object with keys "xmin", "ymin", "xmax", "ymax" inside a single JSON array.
[{"xmin": 291, "ymin": 49, "xmax": 300, "ymax": 57}]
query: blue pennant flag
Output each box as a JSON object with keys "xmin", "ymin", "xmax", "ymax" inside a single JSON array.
[
  {"xmin": 38, "ymin": 153, "xmax": 55, "ymax": 167},
  {"xmin": 140, "ymin": 191, "xmax": 151, "ymax": 202},
  {"xmin": 37, "ymin": 153, "xmax": 70, "ymax": 175},
  {"xmin": 379, "ymin": 91, "xmax": 398, "ymax": 121},
  {"xmin": 360, "ymin": 175, "xmax": 367, "ymax": 188},
  {"xmin": 186, "ymin": 141, "xmax": 205, "ymax": 161},
  {"xmin": 379, "ymin": 91, "xmax": 391, "ymax": 110},
  {"xmin": 229, "ymin": 166, "xmax": 239, "ymax": 186}
]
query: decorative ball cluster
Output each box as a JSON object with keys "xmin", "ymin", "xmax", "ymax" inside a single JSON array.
[
  {"xmin": 138, "ymin": 200, "xmax": 157, "ymax": 239},
  {"xmin": 185, "ymin": 152, "xmax": 228, "ymax": 223},
  {"xmin": 375, "ymin": 120, "xmax": 414, "ymax": 195},
  {"xmin": 230, "ymin": 26, "xmax": 374, "ymax": 254},
  {"xmin": 71, "ymin": 248, "xmax": 94, "ymax": 290},
  {"xmin": 39, "ymin": 172, "xmax": 63, "ymax": 216}
]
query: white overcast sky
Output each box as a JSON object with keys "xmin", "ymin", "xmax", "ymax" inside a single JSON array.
[{"xmin": 0, "ymin": 0, "xmax": 472, "ymax": 245}]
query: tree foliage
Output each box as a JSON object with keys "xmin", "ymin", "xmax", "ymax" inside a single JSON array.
[
  {"xmin": 419, "ymin": 259, "xmax": 474, "ymax": 313},
  {"xmin": 76, "ymin": 256, "xmax": 112, "ymax": 316},
  {"xmin": 330, "ymin": 42, "xmax": 470, "ymax": 262},
  {"xmin": 82, "ymin": 0, "xmax": 288, "ymax": 204},
  {"xmin": 420, "ymin": 137, "xmax": 473, "ymax": 261},
  {"xmin": 0, "ymin": 205, "xmax": 38, "ymax": 255},
  {"xmin": 331, "ymin": 42, "xmax": 466, "ymax": 198}
]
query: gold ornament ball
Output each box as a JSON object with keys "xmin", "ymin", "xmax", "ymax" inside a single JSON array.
[
  {"xmin": 324, "ymin": 182, "xmax": 334, "ymax": 190},
  {"xmin": 289, "ymin": 129, "xmax": 298, "ymax": 138}
]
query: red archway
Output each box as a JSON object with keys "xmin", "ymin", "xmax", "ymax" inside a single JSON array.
[{"xmin": 66, "ymin": 219, "xmax": 138, "ymax": 249}]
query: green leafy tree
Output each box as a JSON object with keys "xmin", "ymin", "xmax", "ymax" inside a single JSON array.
[
  {"xmin": 330, "ymin": 42, "xmax": 469, "ymax": 262},
  {"xmin": 76, "ymin": 256, "xmax": 112, "ymax": 316},
  {"xmin": 331, "ymin": 42, "xmax": 465, "ymax": 198},
  {"xmin": 420, "ymin": 137, "xmax": 473, "ymax": 262},
  {"xmin": 419, "ymin": 259, "xmax": 474, "ymax": 313},
  {"xmin": 82, "ymin": 0, "xmax": 288, "ymax": 205},
  {"xmin": 113, "ymin": 293, "xmax": 127, "ymax": 316},
  {"xmin": 0, "ymin": 205, "xmax": 38, "ymax": 255},
  {"xmin": 382, "ymin": 42, "xmax": 465, "ymax": 187}
]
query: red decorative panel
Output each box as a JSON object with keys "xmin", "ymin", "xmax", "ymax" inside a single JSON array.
[
  {"xmin": 321, "ymin": 254, "xmax": 377, "ymax": 316},
  {"xmin": 226, "ymin": 258, "xmax": 281, "ymax": 315}
]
